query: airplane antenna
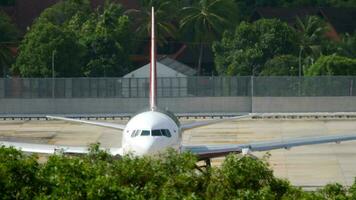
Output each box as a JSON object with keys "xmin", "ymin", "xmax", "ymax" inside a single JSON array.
[{"xmin": 149, "ymin": 7, "xmax": 157, "ymax": 110}]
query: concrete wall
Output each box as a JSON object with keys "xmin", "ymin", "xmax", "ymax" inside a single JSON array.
[
  {"xmin": 0, "ymin": 97, "xmax": 251, "ymax": 115},
  {"xmin": 2, "ymin": 96, "xmax": 356, "ymax": 115},
  {"xmin": 252, "ymin": 97, "xmax": 356, "ymax": 113}
]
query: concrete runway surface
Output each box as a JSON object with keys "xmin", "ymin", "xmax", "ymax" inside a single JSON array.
[{"xmin": 1, "ymin": 118, "xmax": 356, "ymax": 188}]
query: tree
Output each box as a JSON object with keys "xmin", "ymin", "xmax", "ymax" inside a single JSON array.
[
  {"xmin": 213, "ymin": 19, "xmax": 298, "ymax": 76},
  {"xmin": 180, "ymin": 0, "xmax": 238, "ymax": 75},
  {"xmin": 306, "ymin": 55, "xmax": 356, "ymax": 76},
  {"xmin": 0, "ymin": 11, "xmax": 19, "ymax": 77},
  {"xmin": 39, "ymin": 0, "xmax": 91, "ymax": 26},
  {"xmin": 3, "ymin": 145, "xmax": 356, "ymax": 199},
  {"xmin": 69, "ymin": 3, "xmax": 133, "ymax": 77},
  {"xmin": 125, "ymin": 0, "xmax": 179, "ymax": 46},
  {"xmin": 14, "ymin": 20, "xmax": 85, "ymax": 77},
  {"xmin": 260, "ymin": 55, "xmax": 299, "ymax": 76},
  {"xmin": 336, "ymin": 32, "xmax": 356, "ymax": 58},
  {"xmin": 14, "ymin": 1, "xmax": 133, "ymax": 77},
  {"xmin": 295, "ymin": 15, "xmax": 328, "ymax": 76},
  {"xmin": 12, "ymin": 0, "xmax": 91, "ymax": 77}
]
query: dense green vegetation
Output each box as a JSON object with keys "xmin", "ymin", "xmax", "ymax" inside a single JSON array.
[
  {"xmin": 213, "ymin": 16, "xmax": 356, "ymax": 76},
  {"xmin": 179, "ymin": 0, "xmax": 238, "ymax": 74},
  {"xmin": 14, "ymin": 1, "xmax": 133, "ymax": 77},
  {"xmin": 1, "ymin": 0, "xmax": 356, "ymax": 76},
  {"xmin": 306, "ymin": 55, "xmax": 356, "ymax": 75},
  {"xmin": 0, "ymin": 11, "xmax": 19, "ymax": 77},
  {"xmin": 213, "ymin": 19, "xmax": 299, "ymax": 75},
  {"xmin": 1, "ymin": 145, "xmax": 356, "ymax": 199}
]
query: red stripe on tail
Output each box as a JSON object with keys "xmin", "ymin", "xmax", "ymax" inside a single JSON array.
[{"xmin": 149, "ymin": 7, "xmax": 157, "ymax": 110}]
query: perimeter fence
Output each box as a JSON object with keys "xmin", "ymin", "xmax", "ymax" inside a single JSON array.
[{"xmin": 0, "ymin": 76, "xmax": 355, "ymax": 98}]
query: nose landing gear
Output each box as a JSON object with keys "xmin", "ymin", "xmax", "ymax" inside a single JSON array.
[{"xmin": 195, "ymin": 158, "xmax": 211, "ymax": 173}]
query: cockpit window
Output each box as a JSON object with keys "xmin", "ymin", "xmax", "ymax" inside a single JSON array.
[
  {"xmin": 152, "ymin": 130, "xmax": 162, "ymax": 136},
  {"xmin": 131, "ymin": 130, "xmax": 137, "ymax": 137},
  {"xmin": 131, "ymin": 129, "xmax": 171, "ymax": 137},
  {"xmin": 161, "ymin": 129, "xmax": 171, "ymax": 137},
  {"xmin": 134, "ymin": 130, "xmax": 141, "ymax": 137},
  {"xmin": 141, "ymin": 130, "xmax": 150, "ymax": 136}
]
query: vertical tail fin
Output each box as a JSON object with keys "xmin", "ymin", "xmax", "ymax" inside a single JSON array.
[{"xmin": 150, "ymin": 7, "xmax": 157, "ymax": 110}]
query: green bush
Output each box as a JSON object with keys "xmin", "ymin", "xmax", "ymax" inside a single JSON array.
[
  {"xmin": 0, "ymin": 145, "xmax": 356, "ymax": 199},
  {"xmin": 306, "ymin": 55, "xmax": 356, "ymax": 76},
  {"xmin": 260, "ymin": 55, "xmax": 299, "ymax": 76}
]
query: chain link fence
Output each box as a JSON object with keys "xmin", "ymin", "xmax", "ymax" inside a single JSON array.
[{"xmin": 0, "ymin": 76, "xmax": 355, "ymax": 98}]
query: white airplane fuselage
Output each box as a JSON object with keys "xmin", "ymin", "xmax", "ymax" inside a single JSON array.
[
  {"xmin": 122, "ymin": 110, "xmax": 181, "ymax": 156},
  {"xmin": 119, "ymin": 8, "xmax": 181, "ymax": 156}
]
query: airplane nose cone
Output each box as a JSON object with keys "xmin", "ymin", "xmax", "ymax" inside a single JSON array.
[{"xmin": 132, "ymin": 139, "xmax": 156, "ymax": 156}]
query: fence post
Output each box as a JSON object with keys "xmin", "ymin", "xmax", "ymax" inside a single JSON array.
[
  {"xmin": 0, "ymin": 79, "xmax": 4, "ymax": 98},
  {"xmin": 65, "ymin": 78, "xmax": 72, "ymax": 98},
  {"xmin": 250, "ymin": 76, "xmax": 254, "ymax": 113},
  {"xmin": 350, "ymin": 79, "xmax": 354, "ymax": 96}
]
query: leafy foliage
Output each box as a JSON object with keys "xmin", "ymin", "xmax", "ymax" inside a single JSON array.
[
  {"xmin": 335, "ymin": 33, "xmax": 356, "ymax": 58},
  {"xmin": 180, "ymin": 0, "xmax": 238, "ymax": 74},
  {"xmin": 13, "ymin": 0, "xmax": 133, "ymax": 77},
  {"xmin": 70, "ymin": 3, "xmax": 133, "ymax": 77},
  {"xmin": 0, "ymin": 11, "xmax": 19, "ymax": 77},
  {"xmin": 306, "ymin": 55, "xmax": 356, "ymax": 76},
  {"xmin": 295, "ymin": 15, "xmax": 328, "ymax": 75},
  {"xmin": 261, "ymin": 55, "xmax": 299, "ymax": 76},
  {"xmin": 5, "ymin": 0, "xmax": 356, "ymax": 77},
  {"xmin": 14, "ymin": 20, "xmax": 85, "ymax": 77},
  {"xmin": 38, "ymin": 0, "xmax": 91, "ymax": 26},
  {"xmin": 2, "ymin": 145, "xmax": 356, "ymax": 199},
  {"xmin": 0, "ymin": 147, "xmax": 40, "ymax": 199},
  {"xmin": 180, "ymin": 0, "xmax": 237, "ymax": 44},
  {"xmin": 213, "ymin": 19, "xmax": 298, "ymax": 76},
  {"xmin": 126, "ymin": 0, "xmax": 180, "ymax": 46}
]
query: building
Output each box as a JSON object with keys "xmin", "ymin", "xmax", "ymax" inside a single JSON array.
[
  {"xmin": 124, "ymin": 57, "xmax": 196, "ymax": 78},
  {"xmin": 124, "ymin": 57, "xmax": 196, "ymax": 97}
]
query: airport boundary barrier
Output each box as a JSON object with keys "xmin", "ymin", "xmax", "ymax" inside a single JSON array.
[
  {"xmin": 1, "ymin": 76, "xmax": 356, "ymax": 98},
  {"xmin": 1, "ymin": 76, "xmax": 356, "ymax": 114}
]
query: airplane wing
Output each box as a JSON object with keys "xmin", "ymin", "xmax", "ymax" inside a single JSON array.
[
  {"xmin": 47, "ymin": 116, "xmax": 126, "ymax": 130},
  {"xmin": 183, "ymin": 134, "xmax": 356, "ymax": 160},
  {"xmin": 0, "ymin": 141, "xmax": 123, "ymax": 156},
  {"xmin": 181, "ymin": 114, "xmax": 253, "ymax": 131}
]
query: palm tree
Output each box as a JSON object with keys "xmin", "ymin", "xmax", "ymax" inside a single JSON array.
[
  {"xmin": 180, "ymin": 0, "xmax": 237, "ymax": 74},
  {"xmin": 125, "ymin": 0, "xmax": 179, "ymax": 46},
  {"xmin": 337, "ymin": 33, "xmax": 356, "ymax": 58},
  {"xmin": 295, "ymin": 16, "xmax": 327, "ymax": 76}
]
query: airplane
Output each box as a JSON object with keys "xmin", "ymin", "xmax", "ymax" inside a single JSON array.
[{"xmin": 1, "ymin": 7, "xmax": 356, "ymax": 165}]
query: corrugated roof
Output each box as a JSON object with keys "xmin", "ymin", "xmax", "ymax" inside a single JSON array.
[{"xmin": 159, "ymin": 57, "xmax": 196, "ymax": 76}]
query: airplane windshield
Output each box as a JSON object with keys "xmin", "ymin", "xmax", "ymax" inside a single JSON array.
[
  {"xmin": 131, "ymin": 129, "xmax": 171, "ymax": 137},
  {"xmin": 141, "ymin": 130, "xmax": 150, "ymax": 136},
  {"xmin": 152, "ymin": 130, "xmax": 162, "ymax": 136}
]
